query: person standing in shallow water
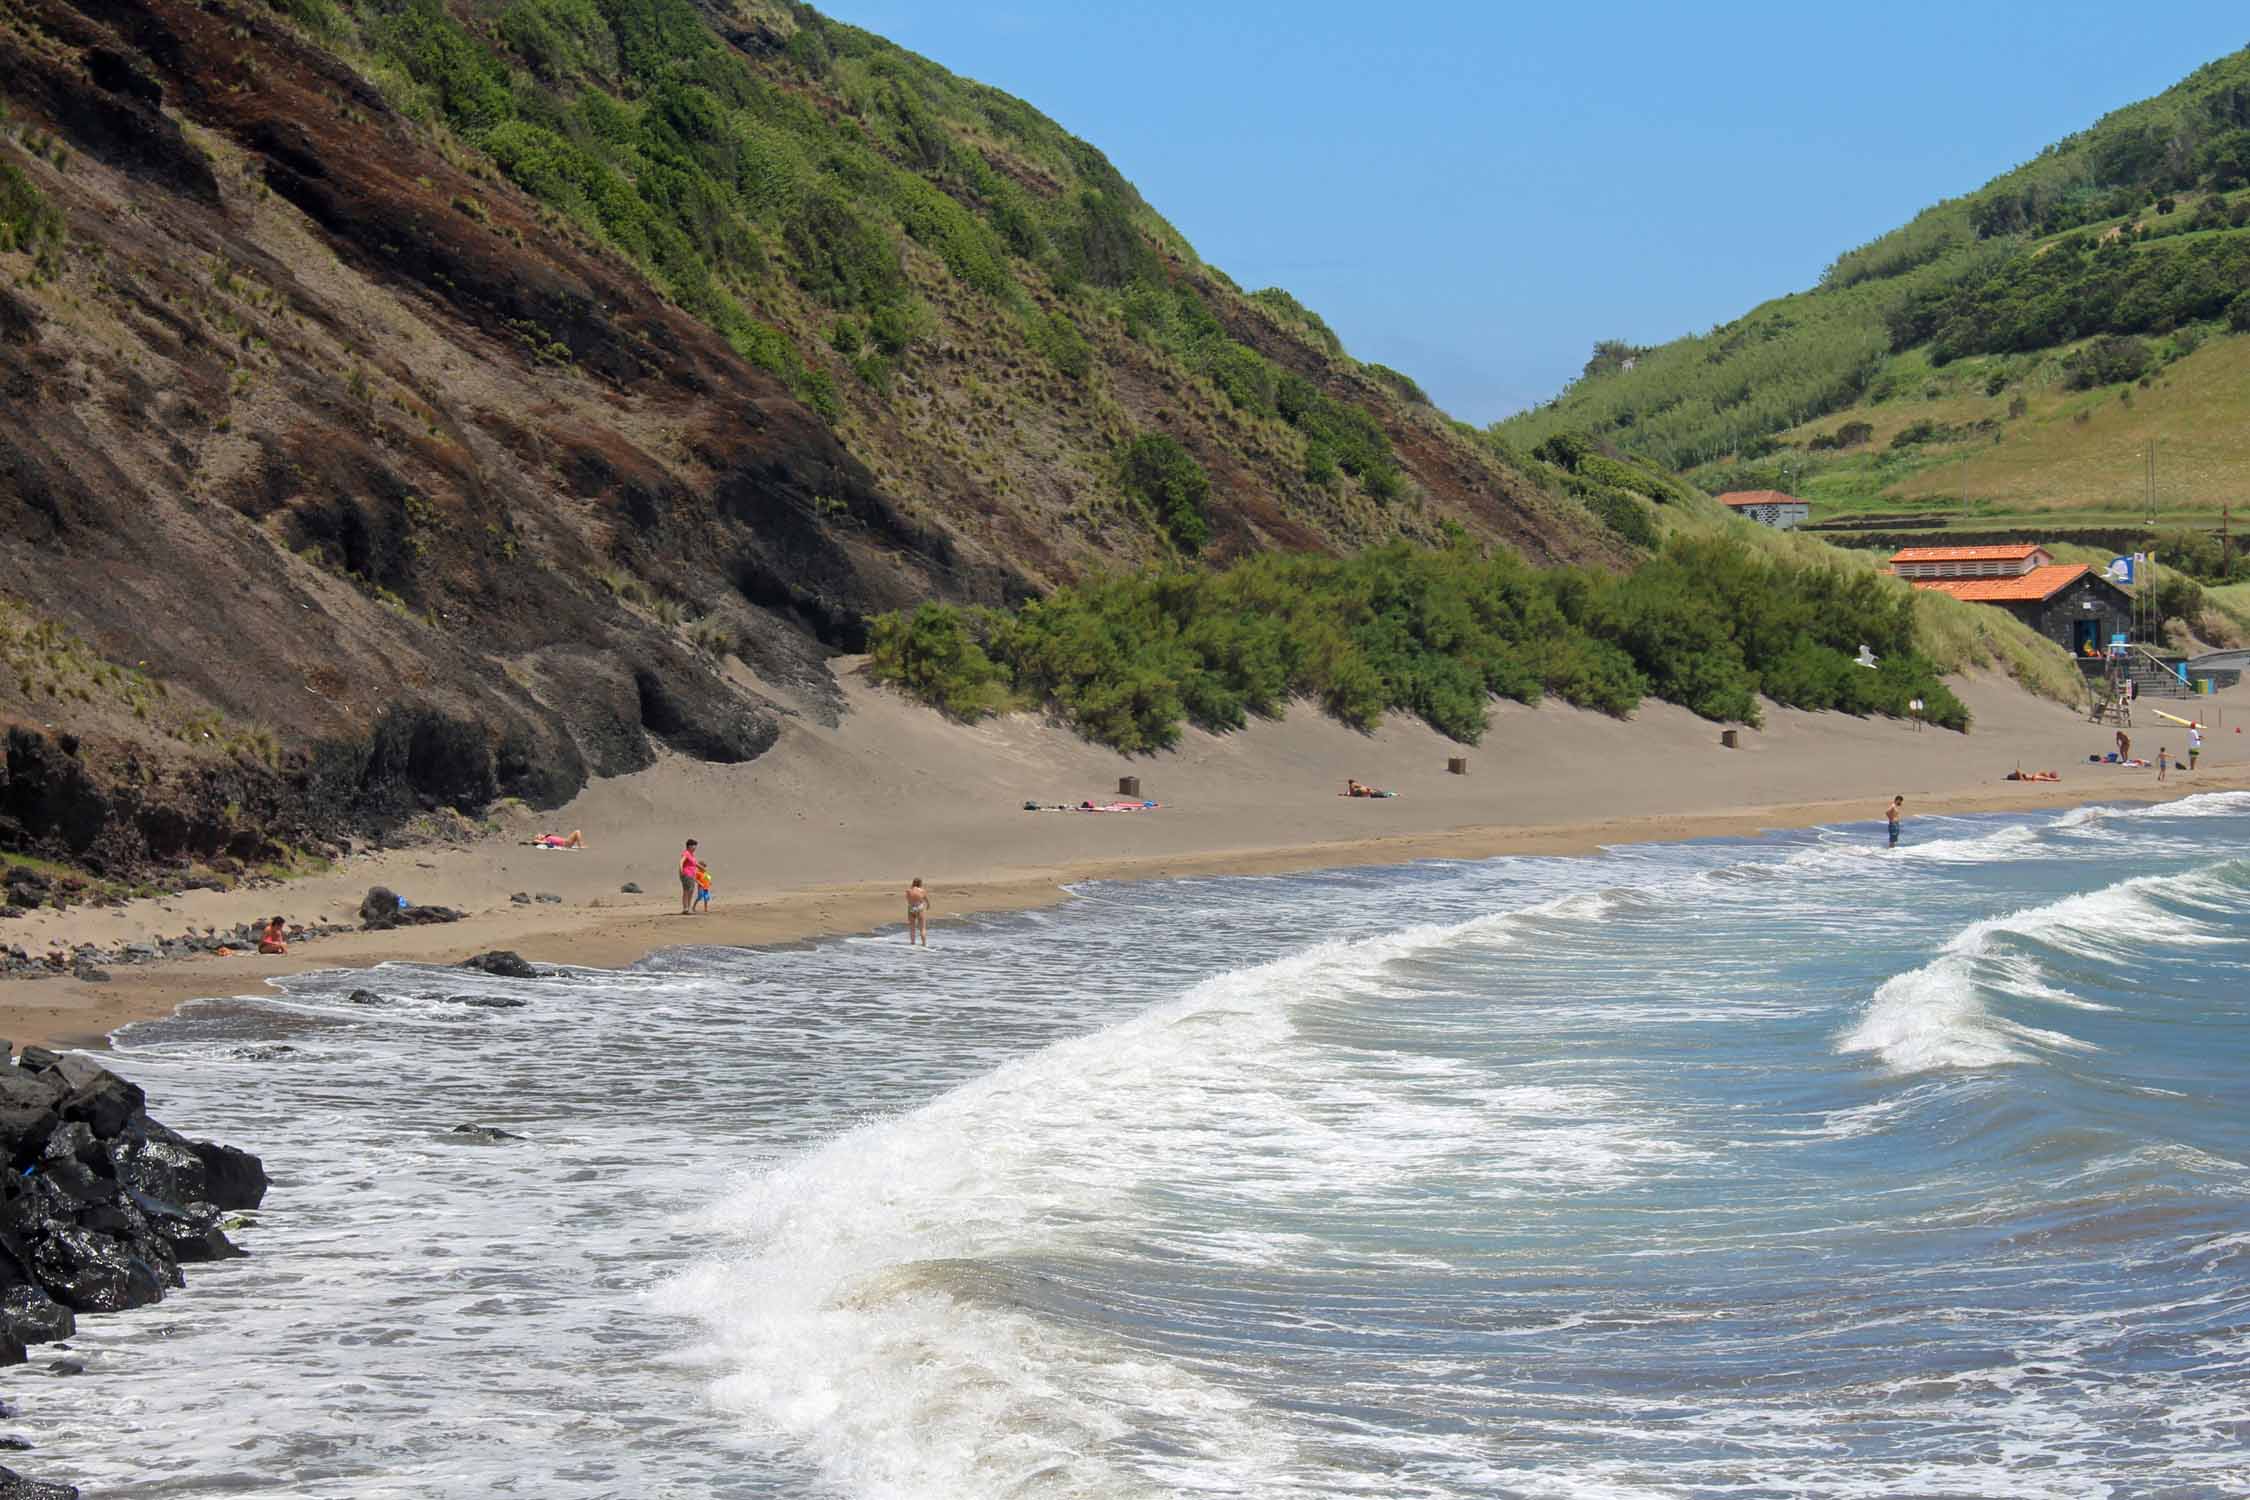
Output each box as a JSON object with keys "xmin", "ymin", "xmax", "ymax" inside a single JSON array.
[
  {"xmin": 906, "ymin": 877, "xmax": 929, "ymax": 945},
  {"xmin": 1886, "ymin": 795, "xmax": 1904, "ymax": 849},
  {"xmin": 679, "ymin": 839, "xmax": 701, "ymax": 915}
]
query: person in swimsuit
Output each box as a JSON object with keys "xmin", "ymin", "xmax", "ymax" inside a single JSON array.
[
  {"xmin": 694, "ymin": 862, "xmax": 713, "ymax": 911},
  {"xmin": 906, "ymin": 877, "xmax": 929, "ymax": 946},
  {"xmin": 535, "ymin": 830, "xmax": 584, "ymax": 848},
  {"xmin": 1886, "ymin": 795, "xmax": 1904, "ymax": 849},
  {"xmin": 257, "ymin": 915, "xmax": 288, "ymax": 955},
  {"xmin": 680, "ymin": 839, "xmax": 701, "ymax": 915},
  {"xmin": 2158, "ymin": 746, "xmax": 2170, "ymax": 783}
]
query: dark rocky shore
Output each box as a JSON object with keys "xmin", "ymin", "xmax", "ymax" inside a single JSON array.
[
  {"xmin": 0, "ymin": 884, "xmax": 470, "ymax": 983},
  {"xmin": 0, "ymin": 1046, "xmax": 268, "ymax": 1497}
]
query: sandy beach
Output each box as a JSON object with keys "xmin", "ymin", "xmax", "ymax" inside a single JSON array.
[{"xmin": 5, "ymin": 665, "xmax": 2240, "ymax": 1047}]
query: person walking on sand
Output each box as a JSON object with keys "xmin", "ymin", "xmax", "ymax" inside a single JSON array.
[
  {"xmin": 906, "ymin": 876, "xmax": 929, "ymax": 946},
  {"xmin": 2188, "ymin": 723, "xmax": 2202, "ymax": 771},
  {"xmin": 2158, "ymin": 746, "xmax": 2170, "ymax": 783},
  {"xmin": 1886, "ymin": 795, "xmax": 1904, "ymax": 849},
  {"xmin": 694, "ymin": 861, "xmax": 714, "ymax": 912},
  {"xmin": 679, "ymin": 839, "xmax": 702, "ymax": 915}
]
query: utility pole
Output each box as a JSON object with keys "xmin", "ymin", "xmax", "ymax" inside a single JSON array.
[{"xmin": 2145, "ymin": 439, "xmax": 2156, "ymax": 528}]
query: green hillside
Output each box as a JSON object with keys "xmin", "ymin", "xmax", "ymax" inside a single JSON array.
[
  {"xmin": 319, "ymin": 0, "xmax": 1603, "ymax": 574},
  {"xmin": 1494, "ymin": 47, "xmax": 2250, "ymax": 532}
]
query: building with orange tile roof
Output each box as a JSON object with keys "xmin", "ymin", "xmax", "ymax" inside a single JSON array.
[
  {"xmin": 1888, "ymin": 546, "xmax": 2131, "ymax": 657},
  {"xmin": 1715, "ymin": 491, "xmax": 1808, "ymax": 529}
]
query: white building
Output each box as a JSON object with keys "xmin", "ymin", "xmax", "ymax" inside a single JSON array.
[{"xmin": 1716, "ymin": 490, "xmax": 1810, "ymax": 530}]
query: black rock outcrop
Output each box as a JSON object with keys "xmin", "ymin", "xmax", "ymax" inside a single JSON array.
[
  {"xmin": 456, "ymin": 951, "xmax": 541, "ymax": 980},
  {"xmin": 0, "ymin": 1046, "xmax": 263, "ymax": 1365},
  {"xmin": 0, "ymin": 1463, "xmax": 77, "ymax": 1497},
  {"xmin": 358, "ymin": 887, "xmax": 463, "ymax": 931}
]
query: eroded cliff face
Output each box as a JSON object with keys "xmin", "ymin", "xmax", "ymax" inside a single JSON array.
[{"xmin": 0, "ymin": 0, "xmax": 1605, "ymax": 878}]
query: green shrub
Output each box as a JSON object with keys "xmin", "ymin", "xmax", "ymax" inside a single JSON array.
[
  {"xmin": 864, "ymin": 535, "xmax": 1971, "ymax": 749},
  {"xmin": 1027, "ymin": 309, "xmax": 1091, "ymax": 379},
  {"xmin": 1209, "ymin": 343, "xmax": 1276, "ymax": 411},
  {"xmin": 1578, "ymin": 455, "xmax": 1675, "ymax": 503},
  {"xmin": 2062, "ymin": 335, "xmax": 2153, "ymax": 390},
  {"xmin": 1364, "ymin": 363, "xmax": 1429, "ymax": 405},
  {"xmin": 1120, "ymin": 434, "xmax": 1211, "ymax": 552},
  {"xmin": 0, "ymin": 161, "xmax": 64, "ymax": 265},
  {"xmin": 865, "ymin": 603, "xmax": 1011, "ymax": 720},
  {"xmin": 1570, "ymin": 480, "xmax": 1659, "ymax": 549}
]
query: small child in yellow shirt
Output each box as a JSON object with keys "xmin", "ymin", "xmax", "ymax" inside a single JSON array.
[{"xmin": 694, "ymin": 863, "xmax": 713, "ymax": 911}]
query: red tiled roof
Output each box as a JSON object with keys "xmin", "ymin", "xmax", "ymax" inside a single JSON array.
[
  {"xmin": 1889, "ymin": 544, "xmax": 2047, "ymax": 563},
  {"xmin": 1716, "ymin": 490, "xmax": 1801, "ymax": 508},
  {"xmin": 1905, "ymin": 564, "xmax": 2089, "ymax": 602}
]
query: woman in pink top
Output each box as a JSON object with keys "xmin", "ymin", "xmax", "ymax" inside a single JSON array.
[{"xmin": 679, "ymin": 839, "xmax": 701, "ymax": 915}]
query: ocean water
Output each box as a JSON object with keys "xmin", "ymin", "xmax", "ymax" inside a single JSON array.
[{"xmin": 26, "ymin": 794, "xmax": 2250, "ymax": 1499}]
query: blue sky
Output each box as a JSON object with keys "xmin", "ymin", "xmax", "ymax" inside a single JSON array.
[{"xmin": 814, "ymin": 2, "xmax": 2246, "ymax": 425}]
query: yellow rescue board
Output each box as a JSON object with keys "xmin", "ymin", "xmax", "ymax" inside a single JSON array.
[{"xmin": 2150, "ymin": 708, "xmax": 2202, "ymax": 728}]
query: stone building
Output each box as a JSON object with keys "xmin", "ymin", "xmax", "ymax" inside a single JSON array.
[{"xmin": 1889, "ymin": 544, "xmax": 2134, "ymax": 657}]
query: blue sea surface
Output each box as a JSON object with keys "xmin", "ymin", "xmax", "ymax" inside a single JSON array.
[{"xmin": 27, "ymin": 793, "xmax": 2250, "ymax": 1498}]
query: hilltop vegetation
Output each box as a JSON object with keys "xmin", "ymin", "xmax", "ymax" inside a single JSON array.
[
  {"xmin": 1495, "ymin": 47, "xmax": 2250, "ymax": 524},
  {"xmin": 314, "ymin": 0, "xmax": 1595, "ymax": 575}
]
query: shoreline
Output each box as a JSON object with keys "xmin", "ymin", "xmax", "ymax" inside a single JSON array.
[{"xmin": 10, "ymin": 773, "xmax": 2237, "ymax": 1051}]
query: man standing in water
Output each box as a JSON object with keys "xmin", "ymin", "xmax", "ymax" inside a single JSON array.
[
  {"xmin": 1886, "ymin": 795, "xmax": 1904, "ymax": 849},
  {"xmin": 680, "ymin": 838, "xmax": 701, "ymax": 915}
]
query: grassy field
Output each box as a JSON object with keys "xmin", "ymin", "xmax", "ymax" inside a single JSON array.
[{"xmin": 1756, "ymin": 330, "xmax": 2250, "ymax": 530}]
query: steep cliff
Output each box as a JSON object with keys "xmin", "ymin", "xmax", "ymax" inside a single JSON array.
[{"xmin": 0, "ymin": 0, "xmax": 1609, "ymax": 876}]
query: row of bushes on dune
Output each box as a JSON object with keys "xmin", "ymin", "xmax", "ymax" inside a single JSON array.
[{"xmin": 867, "ymin": 537, "xmax": 1969, "ymax": 752}]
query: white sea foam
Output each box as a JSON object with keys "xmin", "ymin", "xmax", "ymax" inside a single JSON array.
[
  {"xmin": 658, "ymin": 897, "xmax": 1693, "ymax": 1499},
  {"xmin": 1841, "ymin": 859, "xmax": 2249, "ymax": 1073}
]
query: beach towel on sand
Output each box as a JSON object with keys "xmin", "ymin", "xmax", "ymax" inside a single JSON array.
[{"xmin": 1020, "ymin": 800, "xmax": 1162, "ymax": 812}]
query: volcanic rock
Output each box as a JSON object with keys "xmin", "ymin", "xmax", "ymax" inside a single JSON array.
[
  {"xmin": 358, "ymin": 887, "xmax": 463, "ymax": 931},
  {"xmin": 446, "ymin": 1124, "xmax": 524, "ymax": 1144},
  {"xmin": 0, "ymin": 1463, "xmax": 76, "ymax": 1498},
  {"xmin": 457, "ymin": 951, "xmax": 541, "ymax": 979}
]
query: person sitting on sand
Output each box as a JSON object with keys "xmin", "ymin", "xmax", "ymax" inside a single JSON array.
[
  {"xmin": 906, "ymin": 876, "xmax": 929, "ymax": 946},
  {"xmin": 535, "ymin": 830, "xmax": 584, "ymax": 849},
  {"xmin": 694, "ymin": 862, "xmax": 713, "ymax": 911},
  {"xmin": 257, "ymin": 915, "xmax": 288, "ymax": 955}
]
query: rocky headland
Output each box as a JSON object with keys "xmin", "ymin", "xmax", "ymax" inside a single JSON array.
[{"xmin": 0, "ymin": 1044, "xmax": 267, "ymax": 1497}]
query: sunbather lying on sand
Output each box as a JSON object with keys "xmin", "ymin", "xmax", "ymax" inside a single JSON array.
[
  {"xmin": 527, "ymin": 830, "xmax": 585, "ymax": 848},
  {"xmin": 1343, "ymin": 780, "xmax": 1396, "ymax": 798}
]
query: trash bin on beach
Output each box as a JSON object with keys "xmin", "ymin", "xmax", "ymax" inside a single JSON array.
[
  {"xmin": 1720, "ymin": 729, "xmax": 1740, "ymax": 749},
  {"xmin": 1118, "ymin": 775, "xmax": 1140, "ymax": 797},
  {"xmin": 1447, "ymin": 757, "xmax": 1467, "ymax": 775}
]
